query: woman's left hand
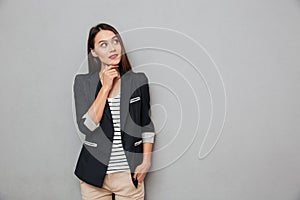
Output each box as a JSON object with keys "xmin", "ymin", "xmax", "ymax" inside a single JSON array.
[{"xmin": 133, "ymin": 161, "xmax": 151, "ymax": 183}]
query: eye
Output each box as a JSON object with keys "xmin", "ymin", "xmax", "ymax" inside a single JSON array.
[
  {"xmin": 100, "ymin": 42, "xmax": 107, "ymax": 48},
  {"xmin": 113, "ymin": 38, "xmax": 119, "ymax": 45}
]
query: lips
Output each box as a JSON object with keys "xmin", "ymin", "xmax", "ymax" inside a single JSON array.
[{"xmin": 109, "ymin": 54, "xmax": 118, "ymax": 59}]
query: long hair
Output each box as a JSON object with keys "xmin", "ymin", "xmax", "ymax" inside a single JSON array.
[{"xmin": 87, "ymin": 23, "xmax": 132, "ymax": 76}]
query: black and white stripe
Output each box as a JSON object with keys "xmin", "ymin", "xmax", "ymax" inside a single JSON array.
[{"xmin": 106, "ymin": 93, "xmax": 130, "ymax": 174}]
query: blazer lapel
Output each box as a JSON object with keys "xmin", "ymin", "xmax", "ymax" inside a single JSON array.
[{"xmin": 120, "ymin": 71, "xmax": 133, "ymax": 131}]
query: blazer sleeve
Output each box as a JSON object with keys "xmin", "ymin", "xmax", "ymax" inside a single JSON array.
[
  {"xmin": 73, "ymin": 75, "xmax": 99, "ymax": 136},
  {"xmin": 139, "ymin": 73, "xmax": 156, "ymax": 143}
]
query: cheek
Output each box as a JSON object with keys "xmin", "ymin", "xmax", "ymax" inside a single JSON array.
[
  {"xmin": 96, "ymin": 50, "xmax": 109, "ymax": 60},
  {"xmin": 116, "ymin": 44, "xmax": 122, "ymax": 54}
]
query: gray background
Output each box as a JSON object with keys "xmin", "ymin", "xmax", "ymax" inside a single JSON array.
[{"xmin": 1, "ymin": 0, "xmax": 300, "ymax": 199}]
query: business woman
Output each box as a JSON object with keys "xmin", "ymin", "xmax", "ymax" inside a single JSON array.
[{"xmin": 73, "ymin": 23, "xmax": 155, "ymax": 200}]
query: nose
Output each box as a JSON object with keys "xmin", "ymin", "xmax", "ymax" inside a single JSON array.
[{"xmin": 108, "ymin": 42, "xmax": 116, "ymax": 52}]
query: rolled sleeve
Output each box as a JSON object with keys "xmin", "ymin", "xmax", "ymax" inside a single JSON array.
[
  {"xmin": 142, "ymin": 132, "xmax": 155, "ymax": 143},
  {"xmin": 82, "ymin": 111, "xmax": 99, "ymax": 132}
]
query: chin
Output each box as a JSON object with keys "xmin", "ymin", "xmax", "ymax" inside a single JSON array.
[{"xmin": 111, "ymin": 59, "xmax": 121, "ymax": 65}]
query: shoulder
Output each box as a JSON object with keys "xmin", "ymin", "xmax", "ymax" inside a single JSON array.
[
  {"xmin": 132, "ymin": 71, "xmax": 149, "ymax": 84},
  {"xmin": 122, "ymin": 70, "xmax": 148, "ymax": 85},
  {"xmin": 74, "ymin": 70, "xmax": 98, "ymax": 85},
  {"xmin": 74, "ymin": 73, "xmax": 93, "ymax": 83},
  {"xmin": 73, "ymin": 72, "xmax": 98, "ymax": 93}
]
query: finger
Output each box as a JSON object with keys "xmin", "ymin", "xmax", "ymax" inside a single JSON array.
[
  {"xmin": 138, "ymin": 174, "xmax": 144, "ymax": 183},
  {"xmin": 136, "ymin": 173, "xmax": 141, "ymax": 182},
  {"xmin": 109, "ymin": 72, "xmax": 119, "ymax": 78},
  {"xmin": 137, "ymin": 174, "xmax": 141, "ymax": 182},
  {"xmin": 107, "ymin": 65, "xmax": 118, "ymax": 70},
  {"xmin": 108, "ymin": 65, "xmax": 119, "ymax": 70},
  {"xmin": 113, "ymin": 72, "xmax": 119, "ymax": 77},
  {"xmin": 133, "ymin": 172, "xmax": 137, "ymax": 179},
  {"xmin": 107, "ymin": 73, "xmax": 118, "ymax": 79},
  {"xmin": 107, "ymin": 71, "xmax": 117, "ymax": 76},
  {"xmin": 107, "ymin": 68, "xmax": 119, "ymax": 73},
  {"xmin": 110, "ymin": 64, "xmax": 119, "ymax": 68}
]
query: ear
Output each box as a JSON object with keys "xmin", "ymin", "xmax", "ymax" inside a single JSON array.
[{"xmin": 91, "ymin": 49, "xmax": 98, "ymax": 58}]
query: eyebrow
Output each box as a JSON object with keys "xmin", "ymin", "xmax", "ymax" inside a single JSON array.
[{"xmin": 98, "ymin": 35, "xmax": 118, "ymax": 44}]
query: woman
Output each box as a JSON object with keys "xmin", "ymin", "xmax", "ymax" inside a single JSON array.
[{"xmin": 73, "ymin": 23, "xmax": 155, "ymax": 200}]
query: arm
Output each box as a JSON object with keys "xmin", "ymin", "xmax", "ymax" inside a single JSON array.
[
  {"xmin": 142, "ymin": 143, "xmax": 153, "ymax": 165},
  {"xmin": 133, "ymin": 73, "xmax": 156, "ymax": 183},
  {"xmin": 83, "ymin": 84, "xmax": 110, "ymax": 130},
  {"xmin": 140, "ymin": 73, "xmax": 156, "ymax": 162},
  {"xmin": 73, "ymin": 75, "xmax": 110, "ymax": 135}
]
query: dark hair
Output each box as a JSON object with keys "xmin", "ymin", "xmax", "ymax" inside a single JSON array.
[{"xmin": 87, "ymin": 23, "xmax": 132, "ymax": 75}]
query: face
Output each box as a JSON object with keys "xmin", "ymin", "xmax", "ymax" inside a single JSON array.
[{"xmin": 91, "ymin": 30, "xmax": 122, "ymax": 66}]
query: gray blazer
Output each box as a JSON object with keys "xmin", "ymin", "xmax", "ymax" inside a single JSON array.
[{"xmin": 73, "ymin": 68, "xmax": 155, "ymax": 188}]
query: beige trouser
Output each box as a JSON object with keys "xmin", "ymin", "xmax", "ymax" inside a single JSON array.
[{"xmin": 80, "ymin": 170, "xmax": 144, "ymax": 200}]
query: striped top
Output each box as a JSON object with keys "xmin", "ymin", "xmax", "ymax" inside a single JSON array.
[{"xmin": 106, "ymin": 93, "xmax": 130, "ymax": 174}]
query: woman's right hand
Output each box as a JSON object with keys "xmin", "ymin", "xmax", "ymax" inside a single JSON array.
[{"xmin": 99, "ymin": 64, "xmax": 120, "ymax": 91}]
